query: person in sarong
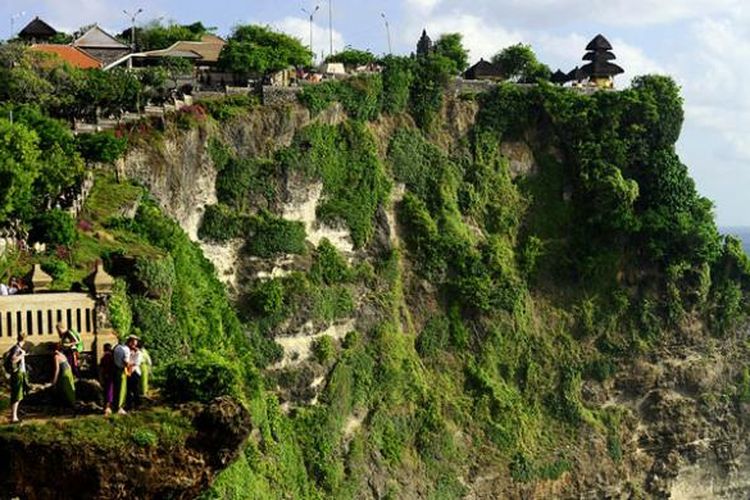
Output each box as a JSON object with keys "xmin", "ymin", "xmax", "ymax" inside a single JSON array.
[
  {"xmin": 138, "ymin": 341, "xmax": 152, "ymax": 399},
  {"xmin": 52, "ymin": 347, "xmax": 76, "ymax": 407},
  {"xmin": 8, "ymin": 333, "xmax": 27, "ymax": 423},
  {"xmin": 56, "ymin": 323, "xmax": 83, "ymax": 378},
  {"xmin": 113, "ymin": 335, "xmax": 138, "ymax": 415},
  {"xmin": 99, "ymin": 343, "xmax": 115, "ymax": 416}
]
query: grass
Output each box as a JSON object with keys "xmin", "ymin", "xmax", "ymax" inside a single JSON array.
[{"xmin": 0, "ymin": 407, "xmax": 192, "ymax": 452}]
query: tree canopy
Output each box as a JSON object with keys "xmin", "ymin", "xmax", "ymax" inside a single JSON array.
[
  {"xmin": 218, "ymin": 25, "xmax": 312, "ymax": 75},
  {"xmin": 492, "ymin": 43, "xmax": 551, "ymax": 83},
  {"xmin": 119, "ymin": 21, "xmax": 211, "ymax": 52},
  {"xmin": 433, "ymin": 33, "xmax": 469, "ymax": 75},
  {"xmin": 325, "ymin": 48, "xmax": 376, "ymax": 68}
]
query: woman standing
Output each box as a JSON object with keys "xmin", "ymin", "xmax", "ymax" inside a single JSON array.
[
  {"xmin": 139, "ymin": 341, "xmax": 152, "ymax": 399},
  {"xmin": 8, "ymin": 333, "xmax": 27, "ymax": 423},
  {"xmin": 52, "ymin": 347, "xmax": 76, "ymax": 408}
]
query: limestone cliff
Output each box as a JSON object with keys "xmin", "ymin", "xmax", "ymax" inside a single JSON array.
[{"xmin": 111, "ymin": 93, "xmax": 750, "ymax": 499}]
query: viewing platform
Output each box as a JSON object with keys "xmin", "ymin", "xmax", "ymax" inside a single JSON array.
[{"xmin": 0, "ymin": 263, "xmax": 117, "ymax": 375}]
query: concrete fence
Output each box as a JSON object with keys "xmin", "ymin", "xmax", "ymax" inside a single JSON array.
[{"xmin": 0, "ymin": 293, "xmax": 97, "ymax": 352}]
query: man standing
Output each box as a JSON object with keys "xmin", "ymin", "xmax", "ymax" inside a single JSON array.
[
  {"xmin": 8, "ymin": 333, "xmax": 27, "ymax": 423},
  {"xmin": 113, "ymin": 335, "xmax": 138, "ymax": 415}
]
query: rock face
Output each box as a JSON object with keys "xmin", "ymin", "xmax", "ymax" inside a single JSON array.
[
  {"xmin": 0, "ymin": 397, "xmax": 250, "ymax": 500},
  {"xmin": 112, "ymin": 100, "xmax": 750, "ymax": 498}
]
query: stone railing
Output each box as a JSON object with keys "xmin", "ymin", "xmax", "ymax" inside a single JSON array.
[
  {"xmin": 0, "ymin": 262, "xmax": 116, "ymax": 367},
  {"xmin": 0, "ymin": 293, "xmax": 97, "ymax": 354}
]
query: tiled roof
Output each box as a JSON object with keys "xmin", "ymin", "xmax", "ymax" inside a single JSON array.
[
  {"xmin": 140, "ymin": 36, "xmax": 225, "ymax": 63},
  {"xmin": 29, "ymin": 44, "xmax": 103, "ymax": 69},
  {"xmin": 73, "ymin": 25, "xmax": 129, "ymax": 49}
]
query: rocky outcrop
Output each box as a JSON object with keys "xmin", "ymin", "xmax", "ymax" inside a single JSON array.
[
  {"xmin": 0, "ymin": 397, "xmax": 250, "ymax": 500},
  {"xmin": 118, "ymin": 103, "xmax": 347, "ymax": 243}
]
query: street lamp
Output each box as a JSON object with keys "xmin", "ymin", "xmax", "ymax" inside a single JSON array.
[
  {"xmin": 301, "ymin": 5, "xmax": 320, "ymax": 61},
  {"xmin": 123, "ymin": 8, "xmax": 143, "ymax": 51},
  {"xmin": 381, "ymin": 13, "xmax": 392, "ymax": 55},
  {"xmin": 328, "ymin": 0, "xmax": 333, "ymax": 57},
  {"xmin": 10, "ymin": 11, "xmax": 26, "ymax": 40}
]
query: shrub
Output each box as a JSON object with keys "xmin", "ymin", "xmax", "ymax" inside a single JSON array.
[
  {"xmin": 310, "ymin": 239, "xmax": 351, "ymax": 285},
  {"xmin": 162, "ymin": 350, "xmax": 241, "ymax": 403},
  {"xmin": 41, "ymin": 257, "xmax": 69, "ymax": 280},
  {"xmin": 381, "ymin": 56, "xmax": 414, "ymax": 114},
  {"xmin": 131, "ymin": 297, "xmax": 183, "ymax": 364},
  {"xmin": 108, "ymin": 279, "xmax": 132, "ymax": 338},
  {"xmin": 245, "ymin": 211, "xmax": 306, "ymax": 258},
  {"xmin": 134, "ymin": 255, "xmax": 176, "ymax": 300},
  {"xmin": 132, "ymin": 429, "xmax": 158, "ymax": 447},
  {"xmin": 198, "ymin": 204, "xmax": 245, "ymax": 242},
  {"xmin": 416, "ymin": 316, "xmax": 450, "ymax": 359},
  {"xmin": 198, "ymin": 94, "xmax": 257, "ymax": 121},
  {"xmin": 29, "ymin": 209, "xmax": 77, "ymax": 246},
  {"xmin": 312, "ymin": 335, "xmax": 336, "ymax": 364}
]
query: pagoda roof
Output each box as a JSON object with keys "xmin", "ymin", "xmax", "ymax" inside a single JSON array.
[
  {"xmin": 550, "ymin": 69, "xmax": 568, "ymax": 84},
  {"xmin": 581, "ymin": 60, "xmax": 624, "ymax": 78},
  {"xmin": 586, "ymin": 34, "xmax": 613, "ymax": 51},
  {"xmin": 583, "ymin": 50, "xmax": 615, "ymax": 61},
  {"xmin": 464, "ymin": 58, "xmax": 505, "ymax": 79},
  {"xmin": 566, "ymin": 66, "xmax": 585, "ymax": 81},
  {"xmin": 18, "ymin": 17, "xmax": 57, "ymax": 39},
  {"xmin": 73, "ymin": 25, "xmax": 129, "ymax": 49}
]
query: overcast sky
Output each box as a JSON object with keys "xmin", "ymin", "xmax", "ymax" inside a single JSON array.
[{"xmin": 3, "ymin": 0, "xmax": 748, "ymax": 226}]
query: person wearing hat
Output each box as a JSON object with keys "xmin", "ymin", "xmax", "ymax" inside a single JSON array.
[
  {"xmin": 112, "ymin": 335, "xmax": 138, "ymax": 415},
  {"xmin": 56, "ymin": 322, "xmax": 83, "ymax": 378}
]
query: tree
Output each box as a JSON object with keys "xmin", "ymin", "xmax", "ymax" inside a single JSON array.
[
  {"xmin": 29, "ymin": 209, "xmax": 78, "ymax": 247},
  {"xmin": 492, "ymin": 44, "xmax": 551, "ymax": 83},
  {"xmin": 433, "ymin": 33, "xmax": 469, "ymax": 74},
  {"xmin": 161, "ymin": 56, "xmax": 194, "ymax": 90},
  {"xmin": 120, "ymin": 21, "xmax": 210, "ymax": 52},
  {"xmin": 76, "ymin": 132, "xmax": 127, "ymax": 164},
  {"xmin": 380, "ymin": 56, "xmax": 414, "ymax": 114},
  {"xmin": 409, "ymin": 54, "xmax": 454, "ymax": 129},
  {"xmin": 0, "ymin": 119, "xmax": 42, "ymax": 221},
  {"xmin": 325, "ymin": 48, "xmax": 375, "ymax": 68},
  {"xmin": 218, "ymin": 25, "xmax": 312, "ymax": 75}
]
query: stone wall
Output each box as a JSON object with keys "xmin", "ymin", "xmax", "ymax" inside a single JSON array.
[{"xmin": 262, "ymin": 86, "xmax": 302, "ymax": 106}]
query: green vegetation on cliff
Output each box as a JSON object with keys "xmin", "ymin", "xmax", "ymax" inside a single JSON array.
[{"xmin": 2, "ymin": 38, "xmax": 750, "ymax": 497}]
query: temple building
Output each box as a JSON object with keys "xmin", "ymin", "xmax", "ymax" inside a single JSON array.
[
  {"xmin": 416, "ymin": 29, "xmax": 433, "ymax": 57},
  {"xmin": 579, "ymin": 34, "xmax": 624, "ymax": 88},
  {"xmin": 464, "ymin": 58, "xmax": 505, "ymax": 81},
  {"xmin": 72, "ymin": 25, "xmax": 131, "ymax": 66},
  {"xmin": 17, "ymin": 17, "xmax": 58, "ymax": 43}
]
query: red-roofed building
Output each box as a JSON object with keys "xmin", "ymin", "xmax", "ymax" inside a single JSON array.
[{"xmin": 29, "ymin": 44, "xmax": 103, "ymax": 69}]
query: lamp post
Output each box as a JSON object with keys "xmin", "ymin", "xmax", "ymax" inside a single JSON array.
[
  {"xmin": 301, "ymin": 5, "xmax": 320, "ymax": 61},
  {"xmin": 381, "ymin": 13, "xmax": 392, "ymax": 55},
  {"xmin": 122, "ymin": 8, "xmax": 143, "ymax": 51},
  {"xmin": 9, "ymin": 11, "xmax": 25, "ymax": 41},
  {"xmin": 328, "ymin": 0, "xmax": 333, "ymax": 57}
]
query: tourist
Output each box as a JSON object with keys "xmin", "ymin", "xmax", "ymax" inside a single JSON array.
[
  {"xmin": 0, "ymin": 277, "xmax": 20, "ymax": 296},
  {"xmin": 7, "ymin": 333, "xmax": 27, "ymax": 423},
  {"xmin": 52, "ymin": 346, "xmax": 76, "ymax": 407},
  {"xmin": 138, "ymin": 341, "xmax": 152, "ymax": 399},
  {"xmin": 127, "ymin": 342, "xmax": 143, "ymax": 410},
  {"xmin": 56, "ymin": 322, "xmax": 82, "ymax": 377},
  {"xmin": 99, "ymin": 343, "xmax": 115, "ymax": 416},
  {"xmin": 113, "ymin": 335, "xmax": 138, "ymax": 415}
]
